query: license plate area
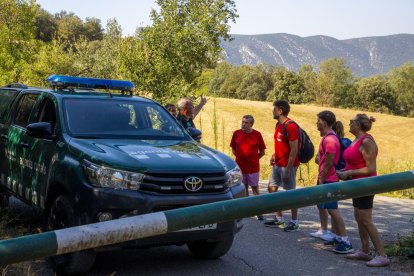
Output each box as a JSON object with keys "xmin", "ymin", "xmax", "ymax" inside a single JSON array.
[{"xmin": 176, "ymin": 223, "xmax": 217, "ymax": 232}]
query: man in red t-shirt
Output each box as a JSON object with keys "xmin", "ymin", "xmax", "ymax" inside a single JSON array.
[
  {"xmin": 230, "ymin": 115, "xmax": 266, "ymax": 201},
  {"xmin": 264, "ymin": 100, "xmax": 300, "ymax": 232}
]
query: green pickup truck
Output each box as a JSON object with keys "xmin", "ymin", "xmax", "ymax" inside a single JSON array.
[{"xmin": 0, "ymin": 76, "xmax": 245, "ymax": 275}]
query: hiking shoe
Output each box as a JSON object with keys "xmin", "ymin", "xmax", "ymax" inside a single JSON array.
[
  {"xmin": 310, "ymin": 229, "xmax": 326, "ymax": 238},
  {"xmin": 264, "ymin": 219, "xmax": 285, "ymax": 228},
  {"xmin": 346, "ymin": 250, "xmax": 373, "ymax": 261},
  {"xmin": 366, "ymin": 255, "xmax": 390, "ymax": 267},
  {"xmin": 256, "ymin": 215, "xmax": 265, "ymax": 221},
  {"xmin": 333, "ymin": 241, "xmax": 354, "ymax": 254},
  {"xmin": 324, "ymin": 237, "xmax": 341, "ymax": 246},
  {"xmin": 283, "ymin": 222, "xmax": 300, "ymax": 232},
  {"xmin": 320, "ymin": 231, "xmax": 335, "ymax": 242}
]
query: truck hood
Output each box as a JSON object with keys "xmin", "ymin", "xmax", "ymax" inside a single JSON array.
[{"xmin": 68, "ymin": 138, "xmax": 235, "ymax": 173}]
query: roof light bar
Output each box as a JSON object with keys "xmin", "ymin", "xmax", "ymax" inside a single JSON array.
[{"xmin": 47, "ymin": 75, "xmax": 135, "ymax": 91}]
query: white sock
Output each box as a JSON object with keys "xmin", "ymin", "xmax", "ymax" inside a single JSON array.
[
  {"xmin": 291, "ymin": 219, "xmax": 298, "ymax": 225},
  {"xmin": 340, "ymin": 236, "xmax": 350, "ymax": 243}
]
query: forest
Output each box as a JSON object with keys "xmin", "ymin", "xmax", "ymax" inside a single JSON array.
[{"xmin": 1, "ymin": 0, "xmax": 413, "ymax": 117}]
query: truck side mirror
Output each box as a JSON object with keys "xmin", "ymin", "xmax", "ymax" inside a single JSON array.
[
  {"xmin": 26, "ymin": 122, "xmax": 55, "ymax": 140},
  {"xmin": 187, "ymin": 127, "xmax": 202, "ymax": 142}
]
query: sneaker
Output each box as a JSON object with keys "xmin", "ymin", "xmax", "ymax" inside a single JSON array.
[
  {"xmin": 333, "ymin": 241, "xmax": 354, "ymax": 254},
  {"xmin": 264, "ymin": 219, "xmax": 285, "ymax": 228},
  {"xmin": 283, "ymin": 222, "xmax": 300, "ymax": 232},
  {"xmin": 320, "ymin": 231, "xmax": 335, "ymax": 242},
  {"xmin": 346, "ymin": 250, "xmax": 373, "ymax": 261},
  {"xmin": 324, "ymin": 237, "xmax": 341, "ymax": 246},
  {"xmin": 366, "ymin": 255, "xmax": 390, "ymax": 267},
  {"xmin": 256, "ymin": 215, "xmax": 265, "ymax": 221},
  {"xmin": 310, "ymin": 229, "xmax": 325, "ymax": 238}
]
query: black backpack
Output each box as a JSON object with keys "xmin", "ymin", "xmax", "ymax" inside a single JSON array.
[
  {"xmin": 282, "ymin": 120, "xmax": 315, "ymax": 163},
  {"xmin": 324, "ymin": 133, "xmax": 351, "ymax": 170}
]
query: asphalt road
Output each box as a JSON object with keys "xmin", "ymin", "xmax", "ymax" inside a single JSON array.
[{"xmin": 5, "ymin": 185, "xmax": 414, "ymax": 275}]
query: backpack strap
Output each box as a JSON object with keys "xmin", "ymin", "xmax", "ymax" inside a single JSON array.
[
  {"xmin": 283, "ymin": 120, "xmax": 298, "ymax": 138},
  {"xmin": 321, "ymin": 132, "xmax": 340, "ymax": 152}
]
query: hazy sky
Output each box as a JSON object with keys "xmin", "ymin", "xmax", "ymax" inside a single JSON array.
[{"xmin": 36, "ymin": 0, "xmax": 414, "ymax": 39}]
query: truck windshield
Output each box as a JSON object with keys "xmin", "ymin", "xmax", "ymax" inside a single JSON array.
[{"xmin": 63, "ymin": 98, "xmax": 189, "ymax": 140}]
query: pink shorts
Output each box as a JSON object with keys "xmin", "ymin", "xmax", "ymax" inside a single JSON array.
[{"xmin": 242, "ymin": 172, "xmax": 260, "ymax": 187}]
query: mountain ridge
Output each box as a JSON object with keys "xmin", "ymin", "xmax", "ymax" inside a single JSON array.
[{"xmin": 220, "ymin": 33, "xmax": 414, "ymax": 76}]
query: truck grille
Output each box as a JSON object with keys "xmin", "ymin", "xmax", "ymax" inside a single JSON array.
[{"xmin": 140, "ymin": 172, "xmax": 228, "ymax": 194}]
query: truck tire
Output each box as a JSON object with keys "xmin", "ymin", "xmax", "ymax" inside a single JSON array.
[
  {"xmin": 187, "ymin": 235, "xmax": 234, "ymax": 259},
  {"xmin": 47, "ymin": 195, "xmax": 96, "ymax": 275}
]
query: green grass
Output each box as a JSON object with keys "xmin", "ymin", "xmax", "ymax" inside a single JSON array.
[{"xmin": 198, "ymin": 97, "xmax": 414, "ymax": 198}]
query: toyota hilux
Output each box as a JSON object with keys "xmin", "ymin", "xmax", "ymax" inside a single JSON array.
[{"xmin": 0, "ymin": 75, "xmax": 245, "ymax": 274}]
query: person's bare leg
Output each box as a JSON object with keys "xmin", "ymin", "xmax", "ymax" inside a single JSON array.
[
  {"xmin": 318, "ymin": 207, "xmax": 329, "ymax": 231},
  {"xmin": 244, "ymin": 184, "xmax": 249, "ymax": 196},
  {"xmin": 268, "ymin": 186, "xmax": 282, "ymax": 217},
  {"xmin": 291, "ymin": 208, "xmax": 298, "ymax": 221},
  {"xmin": 354, "ymin": 208, "xmax": 370, "ymax": 253},
  {"xmin": 331, "ymin": 218, "xmax": 339, "ymax": 236},
  {"xmin": 251, "ymin": 185, "xmax": 260, "ymax": 196},
  {"xmin": 328, "ymin": 209, "xmax": 346, "ymax": 237},
  {"xmin": 358, "ymin": 208, "xmax": 386, "ymax": 256}
]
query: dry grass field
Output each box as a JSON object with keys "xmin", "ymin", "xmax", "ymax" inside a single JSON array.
[{"xmin": 196, "ymin": 97, "xmax": 414, "ymax": 198}]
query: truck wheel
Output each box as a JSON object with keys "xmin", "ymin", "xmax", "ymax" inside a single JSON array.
[
  {"xmin": 47, "ymin": 195, "xmax": 96, "ymax": 275},
  {"xmin": 187, "ymin": 235, "xmax": 234, "ymax": 259}
]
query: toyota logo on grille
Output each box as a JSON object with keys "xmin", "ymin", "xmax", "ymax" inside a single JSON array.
[{"xmin": 184, "ymin": 176, "xmax": 203, "ymax": 192}]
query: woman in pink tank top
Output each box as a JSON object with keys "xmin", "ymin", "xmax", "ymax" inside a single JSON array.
[{"xmin": 337, "ymin": 114, "xmax": 390, "ymax": 267}]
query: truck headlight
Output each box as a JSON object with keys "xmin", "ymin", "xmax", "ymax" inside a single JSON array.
[
  {"xmin": 82, "ymin": 160, "xmax": 144, "ymax": 190},
  {"xmin": 225, "ymin": 166, "xmax": 242, "ymax": 187}
]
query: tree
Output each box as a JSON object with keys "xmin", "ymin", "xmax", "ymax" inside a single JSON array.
[
  {"xmin": 388, "ymin": 62, "xmax": 414, "ymax": 117},
  {"xmin": 55, "ymin": 11, "xmax": 85, "ymax": 45},
  {"xmin": 0, "ymin": 0, "xmax": 39, "ymax": 83},
  {"xmin": 315, "ymin": 58, "xmax": 354, "ymax": 107},
  {"xmin": 236, "ymin": 65, "xmax": 273, "ymax": 101},
  {"xmin": 354, "ymin": 75, "xmax": 396, "ymax": 114},
  {"xmin": 216, "ymin": 65, "xmax": 244, "ymax": 99},
  {"xmin": 298, "ymin": 64, "xmax": 317, "ymax": 103},
  {"xmin": 120, "ymin": 0, "xmax": 238, "ymax": 101},
  {"xmin": 22, "ymin": 39, "xmax": 77, "ymax": 86},
  {"xmin": 208, "ymin": 62, "xmax": 233, "ymax": 96},
  {"xmin": 35, "ymin": 8, "xmax": 58, "ymax": 42},
  {"xmin": 268, "ymin": 67, "xmax": 304, "ymax": 103},
  {"xmin": 84, "ymin": 19, "xmax": 122, "ymax": 79},
  {"xmin": 83, "ymin": 17, "xmax": 103, "ymax": 41}
]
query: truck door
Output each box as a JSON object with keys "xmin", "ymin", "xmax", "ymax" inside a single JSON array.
[
  {"xmin": 6, "ymin": 93, "xmax": 39, "ymax": 205},
  {"xmin": 24, "ymin": 96, "xmax": 58, "ymax": 209},
  {"xmin": 0, "ymin": 88, "xmax": 21, "ymax": 188}
]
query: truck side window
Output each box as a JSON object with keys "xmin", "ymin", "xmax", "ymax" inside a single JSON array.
[
  {"xmin": 0, "ymin": 89, "xmax": 20, "ymax": 121},
  {"xmin": 37, "ymin": 98, "xmax": 57, "ymax": 131},
  {"xmin": 13, "ymin": 93, "xmax": 38, "ymax": 128}
]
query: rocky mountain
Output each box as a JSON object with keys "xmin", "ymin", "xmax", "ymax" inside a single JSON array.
[{"xmin": 220, "ymin": 33, "xmax": 414, "ymax": 76}]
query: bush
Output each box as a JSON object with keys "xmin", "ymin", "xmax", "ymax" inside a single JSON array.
[{"xmin": 385, "ymin": 218, "xmax": 414, "ymax": 258}]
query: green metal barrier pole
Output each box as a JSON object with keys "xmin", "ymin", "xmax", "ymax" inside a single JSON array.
[
  {"xmin": 0, "ymin": 171, "xmax": 413, "ymax": 266},
  {"xmin": 165, "ymin": 171, "xmax": 414, "ymax": 231}
]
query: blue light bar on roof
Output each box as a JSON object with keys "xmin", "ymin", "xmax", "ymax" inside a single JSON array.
[{"xmin": 47, "ymin": 75, "xmax": 135, "ymax": 91}]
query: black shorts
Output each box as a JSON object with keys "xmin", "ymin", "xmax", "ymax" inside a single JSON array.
[{"xmin": 352, "ymin": 195, "xmax": 375, "ymax": 209}]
